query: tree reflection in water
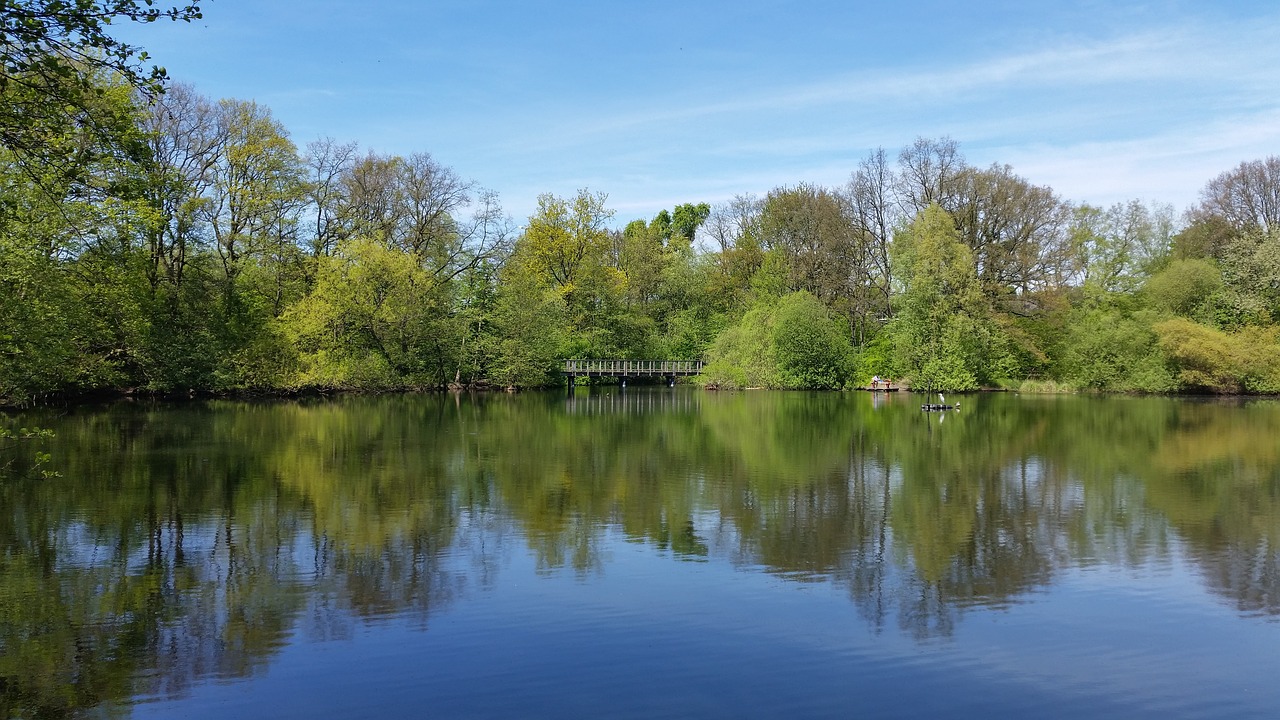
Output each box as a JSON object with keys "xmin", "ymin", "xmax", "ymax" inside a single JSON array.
[{"xmin": 1, "ymin": 391, "xmax": 1278, "ymax": 715}]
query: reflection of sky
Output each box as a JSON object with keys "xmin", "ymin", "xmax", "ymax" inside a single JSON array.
[{"xmin": 130, "ymin": 524, "xmax": 1280, "ymax": 720}]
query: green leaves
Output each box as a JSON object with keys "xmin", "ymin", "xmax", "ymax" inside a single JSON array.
[
  {"xmin": 771, "ymin": 292, "xmax": 853, "ymax": 389},
  {"xmin": 702, "ymin": 291, "xmax": 852, "ymax": 390},
  {"xmin": 885, "ymin": 205, "xmax": 986, "ymax": 391},
  {"xmin": 1155, "ymin": 318, "xmax": 1280, "ymax": 393},
  {"xmin": 0, "ymin": 2, "xmax": 202, "ymax": 173},
  {"xmin": 282, "ymin": 236, "xmax": 454, "ymax": 388}
]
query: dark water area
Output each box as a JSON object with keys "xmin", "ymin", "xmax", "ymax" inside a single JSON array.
[{"xmin": 1, "ymin": 389, "xmax": 1278, "ymax": 719}]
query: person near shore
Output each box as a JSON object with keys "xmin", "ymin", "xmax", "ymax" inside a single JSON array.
[{"xmin": 871, "ymin": 375, "xmax": 881, "ymax": 390}]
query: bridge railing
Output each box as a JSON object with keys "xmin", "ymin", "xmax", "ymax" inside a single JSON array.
[{"xmin": 562, "ymin": 359, "xmax": 704, "ymax": 376}]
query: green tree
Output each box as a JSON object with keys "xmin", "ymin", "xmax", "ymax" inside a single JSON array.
[
  {"xmin": 701, "ymin": 291, "xmax": 852, "ymax": 389},
  {"xmin": 1215, "ymin": 230, "xmax": 1280, "ymax": 327},
  {"xmin": 1061, "ymin": 308, "xmax": 1176, "ymax": 392},
  {"xmin": 771, "ymin": 291, "xmax": 853, "ymax": 389},
  {"xmin": 486, "ymin": 260, "xmax": 569, "ymax": 388},
  {"xmin": 757, "ymin": 183, "xmax": 859, "ymax": 311},
  {"xmin": 514, "ymin": 189, "xmax": 631, "ymax": 357},
  {"xmin": 1070, "ymin": 200, "xmax": 1175, "ymax": 298},
  {"xmin": 701, "ymin": 301, "xmax": 781, "ymax": 389},
  {"xmin": 283, "ymin": 237, "xmax": 449, "ymax": 388},
  {"xmin": 670, "ymin": 202, "xmax": 710, "ymax": 243},
  {"xmin": 617, "ymin": 216, "xmax": 667, "ymax": 309},
  {"xmin": 1143, "ymin": 259, "xmax": 1221, "ymax": 319},
  {"xmin": 703, "ymin": 194, "xmax": 765, "ymax": 313},
  {"xmin": 205, "ymin": 99, "xmax": 308, "ymax": 287},
  {"xmin": 886, "ymin": 204, "xmax": 991, "ymax": 391},
  {"xmin": 0, "ymin": 71, "xmax": 157, "ymax": 402}
]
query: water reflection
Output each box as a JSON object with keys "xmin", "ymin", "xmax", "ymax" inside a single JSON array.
[{"xmin": 1, "ymin": 392, "xmax": 1279, "ymax": 715}]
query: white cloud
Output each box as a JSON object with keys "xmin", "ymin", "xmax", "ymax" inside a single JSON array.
[{"xmin": 992, "ymin": 107, "xmax": 1280, "ymax": 211}]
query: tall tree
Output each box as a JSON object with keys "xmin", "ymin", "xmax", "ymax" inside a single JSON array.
[
  {"xmin": 139, "ymin": 82, "xmax": 220, "ymax": 294},
  {"xmin": 302, "ymin": 137, "xmax": 358, "ymax": 260},
  {"xmin": 337, "ymin": 151, "xmax": 403, "ymax": 243},
  {"xmin": 204, "ymin": 99, "xmax": 308, "ymax": 285},
  {"xmin": 510, "ymin": 189, "xmax": 630, "ymax": 356},
  {"xmin": 887, "ymin": 204, "xmax": 995, "ymax": 390},
  {"xmin": 670, "ymin": 202, "xmax": 710, "ymax": 244},
  {"xmin": 845, "ymin": 148, "xmax": 896, "ymax": 320},
  {"xmin": 1193, "ymin": 156, "xmax": 1280, "ymax": 236},
  {"xmin": 950, "ymin": 163, "xmax": 1074, "ymax": 301},
  {"xmin": 1070, "ymin": 200, "xmax": 1175, "ymax": 299},
  {"xmin": 520, "ymin": 189, "xmax": 615, "ymax": 295},
  {"xmin": 758, "ymin": 185, "xmax": 857, "ymax": 304},
  {"xmin": 396, "ymin": 152, "xmax": 469, "ymax": 259},
  {"xmin": 895, "ymin": 136, "xmax": 965, "ymax": 217}
]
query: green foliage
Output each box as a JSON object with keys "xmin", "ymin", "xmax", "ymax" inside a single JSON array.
[
  {"xmin": 0, "ymin": 239, "xmax": 77, "ymax": 404},
  {"xmin": 1214, "ymin": 230, "xmax": 1280, "ymax": 327},
  {"xmin": 771, "ymin": 292, "xmax": 853, "ymax": 389},
  {"xmin": 0, "ymin": 424, "xmax": 57, "ymax": 477},
  {"xmin": 487, "ymin": 260, "xmax": 568, "ymax": 387},
  {"xmin": 1143, "ymin": 259, "xmax": 1222, "ymax": 317},
  {"xmin": 750, "ymin": 248, "xmax": 792, "ymax": 300},
  {"xmin": 1070, "ymin": 200, "xmax": 1174, "ymax": 296},
  {"xmin": 0, "ymin": 1, "xmax": 202, "ymax": 176},
  {"xmin": 4, "ymin": 70, "xmax": 1280, "ymax": 404},
  {"xmin": 282, "ymin": 237, "xmax": 454, "ymax": 388},
  {"xmin": 701, "ymin": 302, "xmax": 781, "ymax": 389},
  {"xmin": 885, "ymin": 205, "xmax": 987, "ymax": 391},
  {"xmin": 651, "ymin": 248, "xmax": 726, "ymax": 359},
  {"xmin": 702, "ymin": 291, "xmax": 852, "ymax": 389},
  {"xmin": 854, "ymin": 331, "xmax": 898, "ymax": 383},
  {"xmin": 513, "ymin": 189, "xmax": 635, "ymax": 356},
  {"xmin": 1061, "ymin": 309, "xmax": 1177, "ymax": 392},
  {"xmin": 670, "ymin": 202, "xmax": 711, "ymax": 243},
  {"xmin": 1155, "ymin": 318, "xmax": 1280, "ymax": 393}
]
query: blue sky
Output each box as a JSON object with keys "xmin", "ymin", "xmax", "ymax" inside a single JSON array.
[{"xmin": 119, "ymin": 0, "xmax": 1280, "ymax": 225}]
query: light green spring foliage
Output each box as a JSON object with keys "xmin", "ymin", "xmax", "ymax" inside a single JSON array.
[
  {"xmin": 1144, "ymin": 259, "xmax": 1222, "ymax": 318},
  {"xmin": 1062, "ymin": 309, "xmax": 1177, "ymax": 392},
  {"xmin": 702, "ymin": 291, "xmax": 852, "ymax": 390},
  {"xmin": 486, "ymin": 257, "xmax": 569, "ymax": 388},
  {"xmin": 772, "ymin": 291, "xmax": 855, "ymax": 389},
  {"xmin": 702, "ymin": 303, "xmax": 783, "ymax": 389},
  {"xmin": 881, "ymin": 205, "xmax": 1008, "ymax": 391},
  {"xmin": 1155, "ymin": 318, "xmax": 1280, "ymax": 393},
  {"xmin": 283, "ymin": 237, "xmax": 454, "ymax": 388}
]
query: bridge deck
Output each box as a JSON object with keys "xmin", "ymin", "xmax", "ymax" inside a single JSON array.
[{"xmin": 562, "ymin": 359, "xmax": 704, "ymax": 377}]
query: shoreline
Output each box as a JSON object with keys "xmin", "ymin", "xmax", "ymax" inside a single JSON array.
[{"xmin": 6, "ymin": 382, "xmax": 1279, "ymax": 411}]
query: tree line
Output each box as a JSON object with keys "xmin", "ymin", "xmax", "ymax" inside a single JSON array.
[{"xmin": 2, "ymin": 7, "xmax": 1280, "ymax": 402}]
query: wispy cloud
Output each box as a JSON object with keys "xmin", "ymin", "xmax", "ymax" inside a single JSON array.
[
  {"xmin": 518, "ymin": 16, "xmax": 1273, "ymax": 144},
  {"xmin": 992, "ymin": 107, "xmax": 1280, "ymax": 211}
]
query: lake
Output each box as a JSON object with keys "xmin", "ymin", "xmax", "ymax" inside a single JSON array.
[{"xmin": 1, "ymin": 389, "xmax": 1278, "ymax": 719}]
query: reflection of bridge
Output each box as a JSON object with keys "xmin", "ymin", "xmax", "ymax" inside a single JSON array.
[
  {"xmin": 562, "ymin": 359, "xmax": 704, "ymax": 387},
  {"xmin": 563, "ymin": 387, "xmax": 704, "ymax": 415}
]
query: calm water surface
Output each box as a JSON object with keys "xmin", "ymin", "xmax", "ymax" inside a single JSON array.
[{"xmin": 1, "ymin": 389, "xmax": 1278, "ymax": 719}]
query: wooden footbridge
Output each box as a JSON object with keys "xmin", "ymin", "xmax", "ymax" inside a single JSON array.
[{"xmin": 562, "ymin": 359, "xmax": 704, "ymax": 387}]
